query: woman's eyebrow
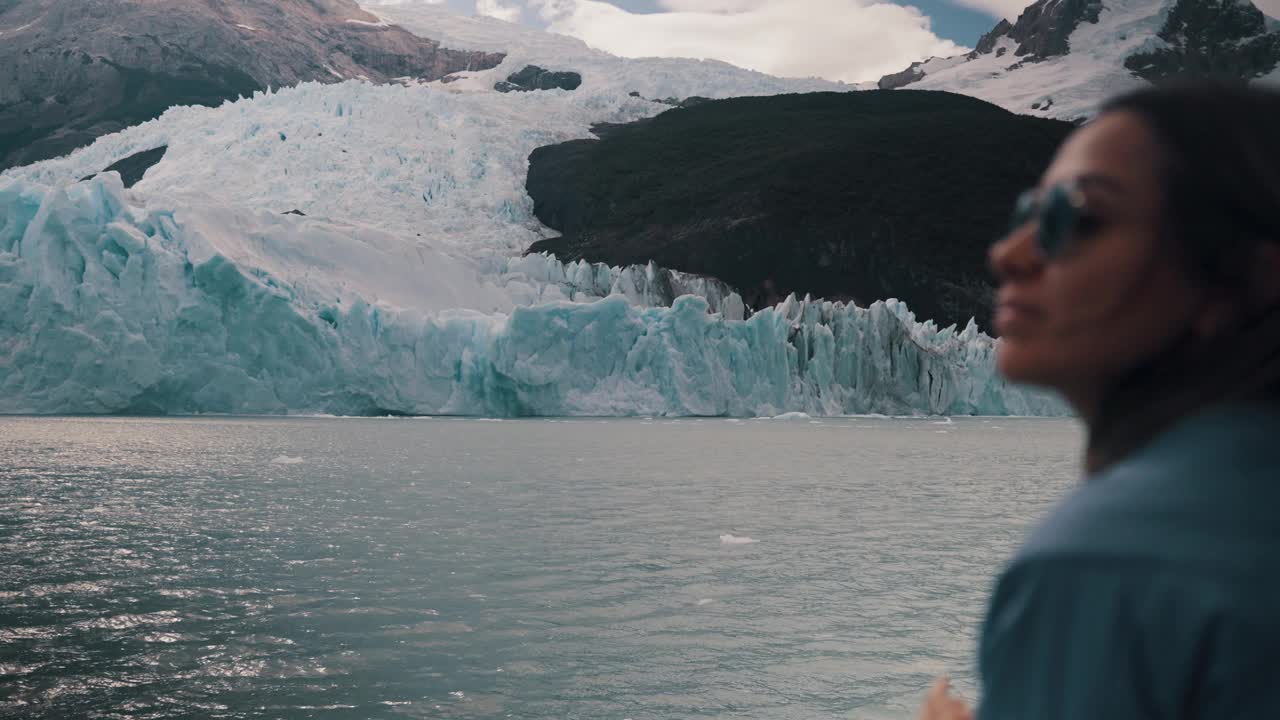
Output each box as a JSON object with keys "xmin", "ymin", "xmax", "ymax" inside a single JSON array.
[{"xmin": 1076, "ymin": 173, "xmax": 1129, "ymax": 196}]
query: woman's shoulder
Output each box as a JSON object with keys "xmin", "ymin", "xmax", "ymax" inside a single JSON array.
[
  {"xmin": 1015, "ymin": 403, "xmax": 1280, "ymax": 578},
  {"xmin": 979, "ymin": 404, "xmax": 1280, "ymax": 719}
]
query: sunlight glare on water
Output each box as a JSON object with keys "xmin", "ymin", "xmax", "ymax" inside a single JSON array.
[{"xmin": 0, "ymin": 416, "xmax": 1081, "ymax": 719}]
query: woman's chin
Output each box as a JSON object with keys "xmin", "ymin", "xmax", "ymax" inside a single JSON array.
[{"xmin": 995, "ymin": 344, "xmax": 1056, "ymax": 388}]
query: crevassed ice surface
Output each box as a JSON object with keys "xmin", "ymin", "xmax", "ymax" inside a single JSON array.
[{"xmin": 0, "ymin": 3, "xmax": 1061, "ymax": 416}]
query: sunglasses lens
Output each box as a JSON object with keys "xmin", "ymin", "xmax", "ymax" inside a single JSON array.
[
  {"xmin": 1038, "ymin": 185, "xmax": 1076, "ymax": 260},
  {"xmin": 1009, "ymin": 190, "xmax": 1037, "ymax": 233}
]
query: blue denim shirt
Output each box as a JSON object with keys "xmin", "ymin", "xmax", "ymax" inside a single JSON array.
[{"xmin": 977, "ymin": 404, "xmax": 1280, "ymax": 719}]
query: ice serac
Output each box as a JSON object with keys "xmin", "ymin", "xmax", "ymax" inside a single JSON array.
[{"xmin": 0, "ymin": 174, "xmax": 1060, "ymax": 417}]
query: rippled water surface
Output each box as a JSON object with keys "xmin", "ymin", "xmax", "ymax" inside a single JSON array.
[{"xmin": 0, "ymin": 416, "xmax": 1081, "ymax": 719}]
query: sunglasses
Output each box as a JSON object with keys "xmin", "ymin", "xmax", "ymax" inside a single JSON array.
[{"xmin": 1008, "ymin": 181, "xmax": 1097, "ymax": 261}]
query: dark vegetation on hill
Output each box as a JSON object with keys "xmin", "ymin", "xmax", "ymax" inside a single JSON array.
[{"xmin": 527, "ymin": 90, "xmax": 1073, "ymax": 330}]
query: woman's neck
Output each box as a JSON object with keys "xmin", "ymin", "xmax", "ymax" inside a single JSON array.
[{"xmin": 1059, "ymin": 384, "xmax": 1101, "ymax": 428}]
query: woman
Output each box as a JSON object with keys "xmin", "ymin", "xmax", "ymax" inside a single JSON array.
[{"xmin": 922, "ymin": 82, "xmax": 1280, "ymax": 720}]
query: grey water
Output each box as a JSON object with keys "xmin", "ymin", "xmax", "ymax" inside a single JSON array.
[{"xmin": 1, "ymin": 416, "xmax": 1081, "ymax": 719}]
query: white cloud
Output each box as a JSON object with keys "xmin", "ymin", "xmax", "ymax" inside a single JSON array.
[
  {"xmin": 476, "ymin": 0, "xmax": 524, "ymax": 21},
  {"xmin": 529, "ymin": 0, "xmax": 969, "ymax": 84},
  {"xmin": 1254, "ymin": 0, "xmax": 1280, "ymax": 18},
  {"xmin": 946, "ymin": 0, "xmax": 1030, "ymax": 21}
]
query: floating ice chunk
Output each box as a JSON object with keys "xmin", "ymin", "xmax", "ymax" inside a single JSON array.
[
  {"xmin": 720, "ymin": 534, "xmax": 758, "ymax": 545},
  {"xmin": 270, "ymin": 456, "xmax": 305, "ymax": 465},
  {"xmin": 771, "ymin": 412, "xmax": 812, "ymax": 421}
]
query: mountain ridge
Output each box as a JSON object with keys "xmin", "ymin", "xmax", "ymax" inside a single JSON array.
[
  {"xmin": 0, "ymin": 0, "xmax": 505, "ymax": 170},
  {"xmin": 878, "ymin": 0, "xmax": 1280, "ymax": 120}
]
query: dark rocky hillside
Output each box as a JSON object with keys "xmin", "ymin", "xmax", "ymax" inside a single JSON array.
[
  {"xmin": 0, "ymin": 0, "xmax": 504, "ymax": 170},
  {"xmin": 1124, "ymin": 0, "xmax": 1280, "ymax": 81},
  {"xmin": 527, "ymin": 91, "xmax": 1073, "ymax": 329}
]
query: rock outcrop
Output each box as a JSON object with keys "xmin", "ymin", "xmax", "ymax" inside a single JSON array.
[
  {"xmin": 1000, "ymin": 0, "xmax": 1103, "ymax": 59},
  {"xmin": 78, "ymin": 145, "xmax": 166, "ymax": 188},
  {"xmin": 878, "ymin": 63, "xmax": 929, "ymax": 90},
  {"xmin": 1124, "ymin": 0, "xmax": 1280, "ymax": 81},
  {"xmin": 973, "ymin": 20, "xmax": 1015, "ymax": 55},
  {"xmin": 494, "ymin": 65, "xmax": 582, "ymax": 93}
]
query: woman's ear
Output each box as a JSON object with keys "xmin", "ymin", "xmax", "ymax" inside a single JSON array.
[
  {"xmin": 1192, "ymin": 294, "xmax": 1237, "ymax": 340},
  {"xmin": 1187, "ymin": 240, "xmax": 1280, "ymax": 338},
  {"xmin": 1195, "ymin": 242, "xmax": 1280, "ymax": 340}
]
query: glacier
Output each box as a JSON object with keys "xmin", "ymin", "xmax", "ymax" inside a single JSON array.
[
  {"xmin": 0, "ymin": 173, "xmax": 1059, "ymax": 416},
  {"xmin": 0, "ymin": 2, "xmax": 1063, "ymax": 417}
]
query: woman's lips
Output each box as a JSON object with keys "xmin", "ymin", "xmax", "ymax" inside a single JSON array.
[{"xmin": 994, "ymin": 301, "xmax": 1043, "ymax": 336}]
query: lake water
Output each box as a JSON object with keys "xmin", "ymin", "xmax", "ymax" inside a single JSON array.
[{"xmin": 0, "ymin": 416, "xmax": 1081, "ymax": 719}]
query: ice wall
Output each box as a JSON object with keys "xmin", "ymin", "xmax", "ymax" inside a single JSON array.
[{"xmin": 0, "ymin": 174, "xmax": 1060, "ymax": 416}]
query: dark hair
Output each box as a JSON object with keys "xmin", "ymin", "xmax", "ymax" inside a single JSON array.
[{"xmin": 1086, "ymin": 82, "xmax": 1280, "ymax": 473}]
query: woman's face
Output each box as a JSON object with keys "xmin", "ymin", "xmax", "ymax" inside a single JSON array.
[{"xmin": 989, "ymin": 111, "xmax": 1204, "ymax": 412}]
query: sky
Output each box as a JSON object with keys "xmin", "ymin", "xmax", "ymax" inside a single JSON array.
[
  {"xmin": 405, "ymin": 0, "xmax": 1016, "ymax": 83},
  {"xmin": 406, "ymin": 0, "xmax": 1280, "ymax": 85},
  {"xmin": 453, "ymin": 0, "xmax": 1008, "ymax": 47}
]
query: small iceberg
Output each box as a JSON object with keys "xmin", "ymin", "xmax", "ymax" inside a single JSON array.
[
  {"xmin": 719, "ymin": 534, "xmax": 758, "ymax": 545},
  {"xmin": 270, "ymin": 455, "xmax": 304, "ymax": 465}
]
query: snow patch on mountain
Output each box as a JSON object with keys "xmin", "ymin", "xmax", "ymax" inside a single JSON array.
[
  {"xmin": 909, "ymin": 0, "xmax": 1168, "ymax": 120},
  {"xmin": 887, "ymin": 0, "xmax": 1280, "ymax": 121}
]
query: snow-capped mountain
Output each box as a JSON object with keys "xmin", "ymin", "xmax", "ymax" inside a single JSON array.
[
  {"xmin": 879, "ymin": 0, "xmax": 1280, "ymax": 120},
  {"xmin": 0, "ymin": 1, "xmax": 1061, "ymax": 417},
  {"xmin": 0, "ymin": 0, "xmax": 504, "ymax": 170}
]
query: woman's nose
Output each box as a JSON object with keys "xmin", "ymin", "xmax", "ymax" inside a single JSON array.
[{"xmin": 988, "ymin": 223, "xmax": 1044, "ymax": 283}]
